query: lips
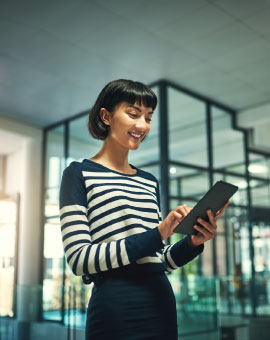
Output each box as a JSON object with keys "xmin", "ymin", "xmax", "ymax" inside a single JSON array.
[{"xmin": 129, "ymin": 132, "xmax": 142, "ymax": 139}]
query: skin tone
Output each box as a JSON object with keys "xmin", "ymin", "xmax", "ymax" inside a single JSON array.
[
  {"xmin": 89, "ymin": 101, "xmax": 153, "ymax": 174},
  {"xmin": 90, "ymin": 100, "xmax": 230, "ymax": 247},
  {"xmin": 177, "ymin": 201, "xmax": 230, "ymax": 248}
]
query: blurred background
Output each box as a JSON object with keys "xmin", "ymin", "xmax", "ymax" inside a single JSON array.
[{"xmin": 0, "ymin": 0, "xmax": 270, "ymax": 339}]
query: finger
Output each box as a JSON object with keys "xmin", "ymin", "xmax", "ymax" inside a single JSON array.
[
  {"xmin": 182, "ymin": 204, "xmax": 190, "ymax": 215},
  {"xmin": 175, "ymin": 206, "xmax": 188, "ymax": 218},
  {"xmin": 173, "ymin": 211, "xmax": 183, "ymax": 223},
  {"xmin": 194, "ymin": 225, "xmax": 211, "ymax": 238},
  {"xmin": 206, "ymin": 209, "xmax": 217, "ymax": 229},
  {"xmin": 216, "ymin": 200, "xmax": 230, "ymax": 218},
  {"xmin": 197, "ymin": 217, "xmax": 217, "ymax": 234}
]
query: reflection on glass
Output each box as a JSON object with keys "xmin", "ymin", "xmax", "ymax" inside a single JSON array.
[
  {"xmin": 168, "ymin": 87, "xmax": 208, "ymax": 167},
  {"xmin": 212, "ymin": 107, "xmax": 245, "ymax": 174}
]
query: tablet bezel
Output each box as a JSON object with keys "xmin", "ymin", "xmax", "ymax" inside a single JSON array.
[{"xmin": 173, "ymin": 180, "xmax": 238, "ymax": 235}]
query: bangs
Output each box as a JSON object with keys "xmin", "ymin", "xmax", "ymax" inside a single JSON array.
[
  {"xmin": 119, "ymin": 86, "xmax": 157, "ymax": 110},
  {"xmin": 103, "ymin": 80, "xmax": 157, "ymax": 111}
]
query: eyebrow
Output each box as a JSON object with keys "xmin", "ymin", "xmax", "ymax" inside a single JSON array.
[{"xmin": 127, "ymin": 104, "xmax": 154, "ymax": 115}]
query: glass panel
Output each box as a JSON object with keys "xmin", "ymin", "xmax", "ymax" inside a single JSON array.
[
  {"xmin": 168, "ymin": 87, "xmax": 208, "ymax": 167},
  {"xmin": 129, "ymin": 85, "xmax": 160, "ymax": 166},
  {"xmin": 216, "ymin": 234, "xmax": 226, "ymax": 276},
  {"xmin": 69, "ymin": 115, "xmax": 100, "ymax": 164},
  {"xmin": 212, "ymin": 107, "xmax": 245, "ymax": 174},
  {"xmin": 167, "ymin": 275, "xmax": 219, "ymax": 338},
  {"xmin": 223, "ymin": 209, "xmax": 252, "ymax": 315},
  {"xmin": 213, "ymin": 173, "xmax": 248, "ymax": 206},
  {"xmin": 45, "ymin": 125, "xmax": 65, "ymax": 188},
  {"xmin": 249, "ymin": 153, "xmax": 270, "ymax": 180},
  {"xmin": 202, "ymin": 239, "xmax": 213, "ymax": 276},
  {"xmin": 169, "ymin": 165, "xmax": 209, "ymax": 203},
  {"xmin": 250, "ymin": 179, "xmax": 270, "ymax": 207},
  {"xmin": 45, "ymin": 187, "xmax": 60, "ymax": 218},
  {"xmin": 0, "ymin": 198, "xmax": 17, "ymax": 317},
  {"xmin": 252, "ymin": 223, "xmax": 270, "ymax": 315}
]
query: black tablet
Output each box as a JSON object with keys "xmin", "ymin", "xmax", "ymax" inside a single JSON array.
[{"xmin": 173, "ymin": 180, "xmax": 238, "ymax": 235}]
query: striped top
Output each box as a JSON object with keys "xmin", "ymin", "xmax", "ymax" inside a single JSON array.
[{"xmin": 59, "ymin": 158, "xmax": 203, "ymax": 284}]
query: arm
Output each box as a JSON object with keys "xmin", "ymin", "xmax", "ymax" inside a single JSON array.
[
  {"xmin": 155, "ymin": 179, "xmax": 204, "ymax": 273},
  {"xmin": 59, "ymin": 163, "xmax": 165, "ymax": 279}
]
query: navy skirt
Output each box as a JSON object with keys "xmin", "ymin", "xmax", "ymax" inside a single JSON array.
[{"xmin": 85, "ymin": 270, "xmax": 178, "ymax": 340}]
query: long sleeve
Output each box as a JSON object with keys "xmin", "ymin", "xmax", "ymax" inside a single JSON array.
[
  {"xmin": 59, "ymin": 163, "xmax": 165, "ymax": 281},
  {"xmin": 155, "ymin": 179, "xmax": 204, "ymax": 273}
]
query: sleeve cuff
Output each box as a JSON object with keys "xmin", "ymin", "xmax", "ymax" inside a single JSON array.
[{"xmin": 169, "ymin": 235, "xmax": 204, "ymax": 267}]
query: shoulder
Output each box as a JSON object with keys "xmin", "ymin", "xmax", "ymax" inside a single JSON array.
[
  {"xmin": 137, "ymin": 167, "xmax": 159, "ymax": 187},
  {"xmin": 63, "ymin": 160, "xmax": 83, "ymax": 175},
  {"xmin": 61, "ymin": 161, "xmax": 88, "ymax": 185}
]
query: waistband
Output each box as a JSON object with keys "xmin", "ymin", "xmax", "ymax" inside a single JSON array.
[{"xmin": 92, "ymin": 267, "xmax": 165, "ymax": 283}]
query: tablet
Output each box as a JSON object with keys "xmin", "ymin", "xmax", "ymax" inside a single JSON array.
[{"xmin": 173, "ymin": 180, "xmax": 238, "ymax": 235}]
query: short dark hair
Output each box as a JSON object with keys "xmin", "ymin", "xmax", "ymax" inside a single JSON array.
[{"xmin": 88, "ymin": 79, "xmax": 157, "ymax": 140}]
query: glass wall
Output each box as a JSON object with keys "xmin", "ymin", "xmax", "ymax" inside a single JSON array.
[{"xmin": 43, "ymin": 125, "xmax": 65, "ymax": 321}]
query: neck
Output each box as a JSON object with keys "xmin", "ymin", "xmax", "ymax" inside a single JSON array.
[{"xmin": 92, "ymin": 137, "xmax": 131, "ymax": 170}]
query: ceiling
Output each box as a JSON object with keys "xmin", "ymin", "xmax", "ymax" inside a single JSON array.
[{"xmin": 0, "ymin": 0, "xmax": 270, "ymax": 128}]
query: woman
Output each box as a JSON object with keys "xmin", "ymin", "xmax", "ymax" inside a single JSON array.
[{"xmin": 59, "ymin": 79, "xmax": 229, "ymax": 339}]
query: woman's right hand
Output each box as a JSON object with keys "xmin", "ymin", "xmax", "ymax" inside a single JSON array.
[{"xmin": 158, "ymin": 205, "xmax": 191, "ymax": 241}]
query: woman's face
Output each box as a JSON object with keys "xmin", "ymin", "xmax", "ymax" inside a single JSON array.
[{"xmin": 101, "ymin": 101, "xmax": 153, "ymax": 150}]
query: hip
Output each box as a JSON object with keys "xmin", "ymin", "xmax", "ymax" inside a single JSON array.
[{"xmin": 86, "ymin": 270, "xmax": 177, "ymax": 339}]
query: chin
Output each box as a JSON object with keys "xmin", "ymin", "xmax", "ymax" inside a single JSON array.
[{"xmin": 128, "ymin": 142, "xmax": 141, "ymax": 150}]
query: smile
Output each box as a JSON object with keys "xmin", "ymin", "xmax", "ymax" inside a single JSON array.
[{"xmin": 129, "ymin": 132, "xmax": 142, "ymax": 139}]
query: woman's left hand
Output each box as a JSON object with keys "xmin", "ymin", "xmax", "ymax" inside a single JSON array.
[{"xmin": 189, "ymin": 200, "xmax": 230, "ymax": 248}]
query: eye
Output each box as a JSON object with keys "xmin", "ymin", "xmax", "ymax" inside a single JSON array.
[{"xmin": 128, "ymin": 113, "xmax": 151, "ymax": 123}]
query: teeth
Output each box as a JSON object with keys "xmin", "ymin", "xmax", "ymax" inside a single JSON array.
[{"xmin": 130, "ymin": 133, "xmax": 141, "ymax": 138}]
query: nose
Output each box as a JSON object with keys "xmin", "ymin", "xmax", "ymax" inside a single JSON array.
[{"xmin": 134, "ymin": 115, "xmax": 148, "ymax": 132}]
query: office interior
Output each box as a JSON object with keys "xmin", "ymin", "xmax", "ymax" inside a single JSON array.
[{"xmin": 0, "ymin": 1, "xmax": 270, "ymax": 340}]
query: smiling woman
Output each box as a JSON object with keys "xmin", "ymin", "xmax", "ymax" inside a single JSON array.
[
  {"xmin": 59, "ymin": 79, "xmax": 205, "ymax": 340},
  {"xmin": 88, "ymin": 79, "xmax": 157, "ymax": 142}
]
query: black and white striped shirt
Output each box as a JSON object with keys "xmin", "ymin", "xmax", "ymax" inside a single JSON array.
[{"xmin": 59, "ymin": 159, "xmax": 203, "ymax": 283}]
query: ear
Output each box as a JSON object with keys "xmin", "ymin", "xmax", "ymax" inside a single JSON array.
[{"xmin": 99, "ymin": 108, "xmax": 110, "ymax": 126}]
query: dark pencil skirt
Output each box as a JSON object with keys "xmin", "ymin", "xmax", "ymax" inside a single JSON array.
[{"xmin": 85, "ymin": 270, "xmax": 178, "ymax": 340}]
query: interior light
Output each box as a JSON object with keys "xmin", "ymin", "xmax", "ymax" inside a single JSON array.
[
  {"xmin": 237, "ymin": 181, "xmax": 247, "ymax": 189},
  {"xmin": 248, "ymin": 164, "xmax": 266, "ymax": 174},
  {"xmin": 170, "ymin": 167, "xmax": 176, "ymax": 174}
]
